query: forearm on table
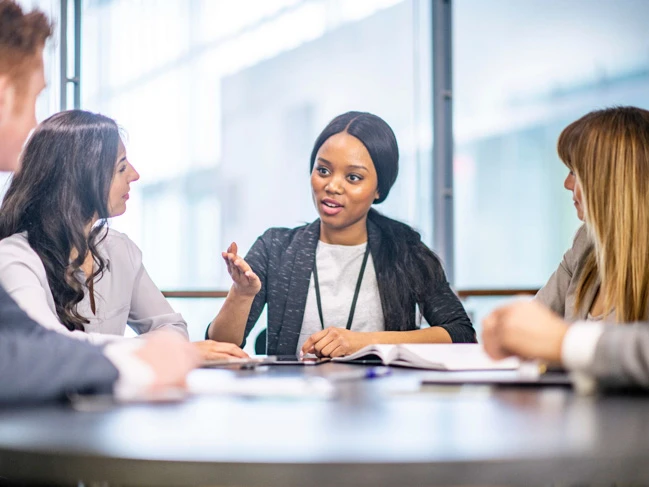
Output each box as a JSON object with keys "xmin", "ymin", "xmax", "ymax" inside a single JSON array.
[
  {"xmin": 148, "ymin": 323, "xmax": 189, "ymax": 340},
  {"xmin": 366, "ymin": 327, "xmax": 452, "ymax": 345},
  {"xmin": 207, "ymin": 288, "xmax": 255, "ymax": 344}
]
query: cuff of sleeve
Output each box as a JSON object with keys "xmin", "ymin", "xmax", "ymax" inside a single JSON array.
[
  {"xmin": 561, "ymin": 321, "xmax": 605, "ymax": 395},
  {"xmin": 561, "ymin": 321, "xmax": 605, "ymax": 371},
  {"xmin": 103, "ymin": 340, "xmax": 156, "ymax": 401}
]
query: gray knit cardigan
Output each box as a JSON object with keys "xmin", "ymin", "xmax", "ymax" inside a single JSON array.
[{"xmin": 209, "ymin": 219, "xmax": 476, "ymax": 354}]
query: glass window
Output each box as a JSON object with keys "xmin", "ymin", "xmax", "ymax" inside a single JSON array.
[{"xmin": 454, "ymin": 0, "xmax": 649, "ymax": 333}]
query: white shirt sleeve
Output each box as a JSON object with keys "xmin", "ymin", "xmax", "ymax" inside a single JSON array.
[
  {"xmin": 561, "ymin": 321, "xmax": 605, "ymax": 370},
  {"xmin": 102, "ymin": 340, "xmax": 155, "ymax": 401},
  {"xmin": 561, "ymin": 321, "xmax": 606, "ymax": 394}
]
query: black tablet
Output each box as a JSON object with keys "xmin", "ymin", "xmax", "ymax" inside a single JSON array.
[{"xmin": 264, "ymin": 355, "xmax": 330, "ymax": 365}]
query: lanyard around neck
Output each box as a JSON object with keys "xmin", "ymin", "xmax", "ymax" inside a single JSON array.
[{"xmin": 312, "ymin": 243, "xmax": 371, "ymax": 330}]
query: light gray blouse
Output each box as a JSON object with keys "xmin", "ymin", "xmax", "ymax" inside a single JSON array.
[{"xmin": 0, "ymin": 228, "xmax": 188, "ymax": 344}]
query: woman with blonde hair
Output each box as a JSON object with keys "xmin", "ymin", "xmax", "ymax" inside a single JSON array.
[
  {"xmin": 537, "ymin": 106, "xmax": 649, "ymax": 323},
  {"xmin": 483, "ymin": 106, "xmax": 649, "ymax": 388}
]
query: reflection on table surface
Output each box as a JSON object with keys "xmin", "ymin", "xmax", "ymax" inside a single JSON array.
[{"xmin": 0, "ymin": 362, "xmax": 648, "ymax": 487}]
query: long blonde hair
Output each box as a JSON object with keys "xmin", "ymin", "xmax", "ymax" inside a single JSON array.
[{"xmin": 557, "ymin": 107, "xmax": 649, "ymax": 322}]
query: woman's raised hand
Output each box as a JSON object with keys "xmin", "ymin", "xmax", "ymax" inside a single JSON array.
[{"xmin": 222, "ymin": 242, "xmax": 261, "ymax": 297}]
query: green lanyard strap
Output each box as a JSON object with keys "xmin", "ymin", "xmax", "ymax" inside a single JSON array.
[{"xmin": 312, "ymin": 243, "xmax": 371, "ymax": 331}]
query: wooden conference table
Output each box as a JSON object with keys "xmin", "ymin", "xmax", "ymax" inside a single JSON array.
[{"xmin": 0, "ymin": 362, "xmax": 648, "ymax": 486}]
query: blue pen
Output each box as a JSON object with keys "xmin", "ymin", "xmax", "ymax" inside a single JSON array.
[
  {"xmin": 365, "ymin": 366, "xmax": 392, "ymax": 379},
  {"xmin": 329, "ymin": 366, "xmax": 392, "ymax": 382}
]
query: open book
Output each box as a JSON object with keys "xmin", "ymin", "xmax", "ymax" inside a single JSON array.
[{"xmin": 332, "ymin": 344, "xmax": 520, "ymax": 371}]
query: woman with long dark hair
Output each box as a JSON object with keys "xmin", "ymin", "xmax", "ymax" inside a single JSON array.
[
  {"xmin": 0, "ymin": 110, "xmax": 246, "ymax": 360},
  {"xmin": 207, "ymin": 111, "xmax": 475, "ymax": 357}
]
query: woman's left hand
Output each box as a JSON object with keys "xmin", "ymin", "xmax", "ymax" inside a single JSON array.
[
  {"xmin": 193, "ymin": 340, "xmax": 250, "ymax": 361},
  {"xmin": 300, "ymin": 328, "xmax": 370, "ymax": 358}
]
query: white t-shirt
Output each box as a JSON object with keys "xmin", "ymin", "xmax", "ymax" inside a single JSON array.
[{"xmin": 296, "ymin": 241, "xmax": 385, "ymax": 353}]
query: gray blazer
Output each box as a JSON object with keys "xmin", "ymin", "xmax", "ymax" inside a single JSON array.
[
  {"xmin": 535, "ymin": 225, "xmax": 599, "ymax": 321},
  {"xmin": 591, "ymin": 324, "xmax": 649, "ymax": 388},
  {"xmin": 0, "ymin": 285, "xmax": 118, "ymax": 403},
  {"xmin": 221, "ymin": 219, "xmax": 476, "ymax": 355},
  {"xmin": 537, "ymin": 225, "xmax": 649, "ymax": 389}
]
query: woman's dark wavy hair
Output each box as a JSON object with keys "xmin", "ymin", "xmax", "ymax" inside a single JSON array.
[
  {"xmin": 309, "ymin": 111, "xmax": 446, "ymax": 330},
  {"xmin": 0, "ymin": 110, "xmax": 119, "ymax": 331}
]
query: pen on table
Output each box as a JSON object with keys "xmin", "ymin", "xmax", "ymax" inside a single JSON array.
[
  {"xmin": 328, "ymin": 367, "xmax": 392, "ymax": 382},
  {"xmin": 518, "ymin": 360, "xmax": 548, "ymax": 379}
]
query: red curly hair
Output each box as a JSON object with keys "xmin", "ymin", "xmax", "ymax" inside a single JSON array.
[{"xmin": 0, "ymin": 0, "xmax": 52, "ymax": 97}]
